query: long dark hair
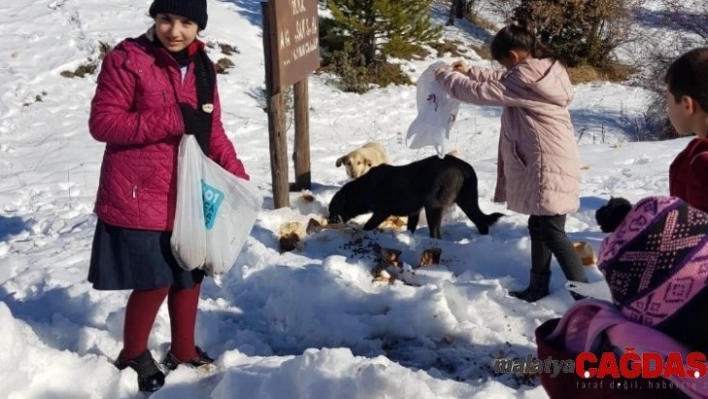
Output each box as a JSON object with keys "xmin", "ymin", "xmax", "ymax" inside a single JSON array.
[{"xmin": 490, "ymin": 18, "xmax": 562, "ymax": 65}]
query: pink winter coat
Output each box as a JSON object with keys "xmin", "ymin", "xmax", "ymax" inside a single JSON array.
[
  {"xmin": 436, "ymin": 58, "xmax": 580, "ymax": 216},
  {"xmin": 89, "ymin": 31, "xmax": 249, "ymax": 231}
]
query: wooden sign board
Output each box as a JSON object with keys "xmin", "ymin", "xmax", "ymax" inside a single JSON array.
[{"xmin": 268, "ymin": 0, "xmax": 320, "ymax": 92}]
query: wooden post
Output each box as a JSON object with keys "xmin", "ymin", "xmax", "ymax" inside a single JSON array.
[
  {"xmin": 292, "ymin": 78, "xmax": 311, "ymax": 191},
  {"xmin": 262, "ymin": 0, "xmax": 318, "ymax": 202},
  {"xmin": 261, "ymin": 2, "xmax": 289, "ymax": 208}
]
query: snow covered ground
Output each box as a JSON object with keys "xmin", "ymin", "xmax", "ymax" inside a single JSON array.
[{"xmin": 0, "ymin": 0, "xmax": 694, "ymax": 398}]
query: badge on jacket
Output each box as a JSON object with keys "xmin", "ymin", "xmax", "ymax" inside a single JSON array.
[{"xmin": 202, "ymin": 103, "xmax": 214, "ymax": 114}]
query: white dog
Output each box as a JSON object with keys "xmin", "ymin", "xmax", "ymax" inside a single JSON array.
[{"xmin": 336, "ymin": 142, "xmax": 390, "ymax": 179}]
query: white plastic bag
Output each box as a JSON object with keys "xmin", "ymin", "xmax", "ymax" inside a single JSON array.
[
  {"xmin": 405, "ymin": 61, "xmax": 461, "ymax": 158},
  {"xmin": 200, "ymin": 145, "xmax": 263, "ymax": 276},
  {"xmin": 171, "ymin": 135, "xmax": 263, "ymax": 277},
  {"xmin": 171, "ymin": 135, "xmax": 208, "ymax": 271}
]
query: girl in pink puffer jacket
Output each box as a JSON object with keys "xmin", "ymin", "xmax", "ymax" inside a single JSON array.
[
  {"xmin": 87, "ymin": 0, "xmax": 248, "ymax": 392},
  {"xmin": 435, "ymin": 19, "xmax": 587, "ymax": 302}
]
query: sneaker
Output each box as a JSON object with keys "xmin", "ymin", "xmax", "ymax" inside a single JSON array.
[
  {"xmin": 162, "ymin": 346, "xmax": 216, "ymax": 372},
  {"xmin": 114, "ymin": 350, "xmax": 165, "ymax": 392}
]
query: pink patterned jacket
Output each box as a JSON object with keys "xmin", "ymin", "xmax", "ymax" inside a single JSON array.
[{"xmin": 537, "ymin": 196, "xmax": 708, "ymax": 398}]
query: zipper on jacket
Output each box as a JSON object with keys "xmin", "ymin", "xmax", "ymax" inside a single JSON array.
[{"xmin": 134, "ymin": 149, "xmax": 142, "ymax": 202}]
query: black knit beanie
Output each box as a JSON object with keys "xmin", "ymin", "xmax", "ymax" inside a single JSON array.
[{"xmin": 149, "ymin": 0, "xmax": 208, "ymax": 30}]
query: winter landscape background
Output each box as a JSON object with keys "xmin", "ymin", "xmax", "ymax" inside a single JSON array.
[{"xmin": 0, "ymin": 0, "xmax": 704, "ymax": 398}]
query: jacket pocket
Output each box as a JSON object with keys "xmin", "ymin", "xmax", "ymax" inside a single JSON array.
[
  {"xmin": 124, "ymin": 59, "xmax": 167, "ymax": 111},
  {"xmin": 509, "ymin": 142, "xmax": 528, "ymax": 168},
  {"xmin": 134, "ymin": 88, "xmax": 166, "ymax": 111}
]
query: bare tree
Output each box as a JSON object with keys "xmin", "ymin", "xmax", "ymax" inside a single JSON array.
[
  {"xmin": 516, "ymin": 0, "xmax": 644, "ymax": 67},
  {"xmin": 485, "ymin": 0, "xmax": 521, "ymax": 21},
  {"xmin": 663, "ymin": 0, "xmax": 708, "ymax": 39},
  {"xmin": 482, "ymin": 0, "xmax": 643, "ymax": 67},
  {"xmin": 640, "ymin": 0, "xmax": 708, "ymax": 139}
]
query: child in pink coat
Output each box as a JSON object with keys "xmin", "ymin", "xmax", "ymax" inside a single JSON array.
[{"xmin": 434, "ymin": 19, "xmax": 587, "ymax": 302}]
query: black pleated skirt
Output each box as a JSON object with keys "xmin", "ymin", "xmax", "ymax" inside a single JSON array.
[{"xmin": 88, "ymin": 219, "xmax": 205, "ymax": 291}]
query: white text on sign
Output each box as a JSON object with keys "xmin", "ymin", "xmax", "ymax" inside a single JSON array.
[
  {"xmin": 280, "ymin": 16, "xmax": 318, "ymax": 66},
  {"xmin": 290, "ymin": 0, "xmax": 306, "ymax": 15},
  {"xmin": 291, "ymin": 37, "xmax": 318, "ymax": 63},
  {"xmin": 294, "ymin": 16, "xmax": 318, "ymax": 42},
  {"xmin": 279, "ymin": 29, "xmax": 291, "ymax": 50}
]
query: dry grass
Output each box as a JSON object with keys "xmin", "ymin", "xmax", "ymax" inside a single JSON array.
[
  {"xmin": 466, "ymin": 13, "xmax": 499, "ymax": 32},
  {"xmin": 469, "ymin": 44, "xmax": 492, "ymax": 60},
  {"xmin": 568, "ymin": 62, "xmax": 636, "ymax": 84},
  {"xmin": 368, "ymin": 60, "xmax": 412, "ymax": 87},
  {"xmin": 98, "ymin": 41, "xmax": 112, "ymax": 60},
  {"xmin": 218, "ymin": 43, "xmax": 239, "ymax": 56},
  {"xmin": 215, "ymin": 58, "xmax": 235, "ymax": 74},
  {"xmin": 60, "ymin": 62, "xmax": 97, "ymax": 78},
  {"xmin": 22, "ymin": 91, "xmax": 47, "ymax": 107},
  {"xmin": 451, "ymin": 11, "xmax": 496, "ymax": 60},
  {"xmin": 60, "ymin": 41, "xmax": 113, "ymax": 79},
  {"xmin": 405, "ymin": 45, "xmax": 432, "ymax": 61},
  {"xmin": 428, "ymin": 39, "xmax": 467, "ymax": 57}
]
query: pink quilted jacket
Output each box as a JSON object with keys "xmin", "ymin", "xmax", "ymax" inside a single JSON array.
[
  {"xmin": 89, "ymin": 32, "xmax": 249, "ymax": 231},
  {"xmin": 436, "ymin": 58, "xmax": 580, "ymax": 216}
]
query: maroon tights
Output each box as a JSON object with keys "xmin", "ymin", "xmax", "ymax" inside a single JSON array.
[{"xmin": 119, "ymin": 283, "xmax": 201, "ymax": 362}]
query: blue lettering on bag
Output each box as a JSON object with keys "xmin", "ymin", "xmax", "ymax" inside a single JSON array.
[{"xmin": 201, "ymin": 179, "xmax": 224, "ymax": 230}]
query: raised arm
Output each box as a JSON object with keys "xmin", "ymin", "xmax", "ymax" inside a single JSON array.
[
  {"xmin": 436, "ymin": 68, "xmax": 529, "ymax": 107},
  {"xmin": 466, "ymin": 66, "xmax": 504, "ymax": 82}
]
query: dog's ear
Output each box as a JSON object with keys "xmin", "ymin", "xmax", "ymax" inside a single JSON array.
[{"xmin": 336, "ymin": 156, "xmax": 346, "ymax": 167}]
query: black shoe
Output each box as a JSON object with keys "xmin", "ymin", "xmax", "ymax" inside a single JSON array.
[
  {"xmin": 510, "ymin": 285, "xmax": 550, "ymax": 302},
  {"xmin": 114, "ymin": 350, "xmax": 165, "ymax": 392},
  {"xmin": 162, "ymin": 346, "xmax": 215, "ymax": 372},
  {"xmin": 510, "ymin": 271, "xmax": 551, "ymax": 303}
]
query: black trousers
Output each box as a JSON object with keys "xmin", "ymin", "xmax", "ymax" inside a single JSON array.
[{"xmin": 528, "ymin": 215, "xmax": 587, "ymax": 282}]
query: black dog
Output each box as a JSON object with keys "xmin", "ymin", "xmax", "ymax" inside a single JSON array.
[
  {"xmin": 327, "ymin": 155, "xmax": 504, "ymax": 238},
  {"xmin": 595, "ymin": 197, "xmax": 633, "ymax": 233}
]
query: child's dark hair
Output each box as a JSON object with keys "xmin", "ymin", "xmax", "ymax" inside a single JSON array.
[
  {"xmin": 664, "ymin": 47, "xmax": 708, "ymax": 112},
  {"xmin": 490, "ymin": 18, "xmax": 561, "ymax": 64},
  {"xmin": 595, "ymin": 197, "xmax": 633, "ymax": 233}
]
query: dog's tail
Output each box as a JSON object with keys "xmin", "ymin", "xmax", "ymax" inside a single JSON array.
[
  {"xmin": 456, "ymin": 175, "xmax": 504, "ymax": 235},
  {"xmin": 461, "ymin": 204, "xmax": 504, "ymax": 235},
  {"xmin": 479, "ymin": 211, "xmax": 505, "ymax": 232}
]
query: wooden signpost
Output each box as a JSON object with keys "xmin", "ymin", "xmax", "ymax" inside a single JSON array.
[{"xmin": 261, "ymin": 0, "xmax": 320, "ymax": 209}]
